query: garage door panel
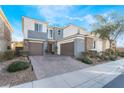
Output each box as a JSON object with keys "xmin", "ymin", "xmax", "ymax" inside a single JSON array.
[
  {"xmin": 60, "ymin": 42, "xmax": 74, "ymax": 56},
  {"xmin": 29, "ymin": 42, "xmax": 43, "ymax": 55}
]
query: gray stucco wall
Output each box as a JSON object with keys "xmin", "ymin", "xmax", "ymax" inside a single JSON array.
[
  {"xmin": 43, "ymin": 41, "xmax": 48, "ymax": 54},
  {"xmin": 28, "ymin": 30, "xmax": 47, "ymax": 40},
  {"xmin": 74, "ymin": 38, "xmax": 85, "ymax": 58},
  {"xmin": 54, "ymin": 29, "xmax": 63, "ymax": 40},
  {"xmin": 47, "ymin": 29, "xmax": 63, "ymax": 40}
]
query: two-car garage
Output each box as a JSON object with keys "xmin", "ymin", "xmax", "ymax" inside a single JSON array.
[
  {"xmin": 24, "ymin": 40, "xmax": 44, "ymax": 55},
  {"xmin": 28, "ymin": 42, "xmax": 43, "ymax": 55},
  {"xmin": 57, "ymin": 35, "xmax": 86, "ymax": 57},
  {"xmin": 60, "ymin": 42, "xmax": 74, "ymax": 56}
]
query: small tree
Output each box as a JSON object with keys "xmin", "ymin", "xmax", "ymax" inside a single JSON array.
[{"xmin": 92, "ymin": 13, "xmax": 124, "ymax": 49}]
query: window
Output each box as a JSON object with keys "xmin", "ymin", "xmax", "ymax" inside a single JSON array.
[
  {"xmin": 35, "ymin": 23, "xmax": 38, "ymax": 32},
  {"xmin": 35, "ymin": 23, "xmax": 42, "ymax": 32},
  {"xmin": 38, "ymin": 24, "xmax": 42, "ymax": 32},
  {"xmin": 93, "ymin": 41, "xmax": 96, "ymax": 48},
  {"xmin": 50, "ymin": 30, "xmax": 53, "ymax": 37},
  {"xmin": 7, "ymin": 46, "xmax": 11, "ymax": 50},
  {"xmin": 58, "ymin": 30, "xmax": 61, "ymax": 35}
]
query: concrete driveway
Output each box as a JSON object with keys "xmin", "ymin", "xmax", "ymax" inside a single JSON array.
[
  {"xmin": 12, "ymin": 58, "xmax": 124, "ymax": 88},
  {"xmin": 30, "ymin": 55, "xmax": 90, "ymax": 80}
]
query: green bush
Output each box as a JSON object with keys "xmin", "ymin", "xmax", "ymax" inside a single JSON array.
[
  {"xmin": 109, "ymin": 55, "xmax": 117, "ymax": 61},
  {"xmin": 82, "ymin": 57, "xmax": 93, "ymax": 64},
  {"xmin": 20, "ymin": 50, "xmax": 29, "ymax": 57},
  {"xmin": 3, "ymin": 50, "xmax": 15, "ymax": 60},
  {"xmin": 7, "ymin": 61, "xmax": 30, "ymax": 72}
]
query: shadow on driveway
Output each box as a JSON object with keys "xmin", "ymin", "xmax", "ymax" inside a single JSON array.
[{"xmin": 104, "ymin": 74, "xmax": 124, "ymax": 88}]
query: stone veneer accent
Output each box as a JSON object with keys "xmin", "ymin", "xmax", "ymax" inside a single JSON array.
[{"xmin": 85, "ymin": 37, "xmax": 94, "ymax": 51}]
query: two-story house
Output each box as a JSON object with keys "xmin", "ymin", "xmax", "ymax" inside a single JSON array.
[
  {"xmin": 22, "ymin": 16, "xmax": 48, "ymax": 55},
  {"xmin": 22, "ymin": 16, "xmax": 111, "ymax": 57},
  {"xmin": 0, "ymin": 8, "xmax": 13, "ymax": 52}
]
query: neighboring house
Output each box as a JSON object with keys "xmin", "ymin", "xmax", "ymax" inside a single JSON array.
[
  {"xmin": 11, "ymin": 41, "xmax": 23, "ymax": 56},
  {"xmin": 11, "ymin": 41, "xmax": 23, "ymax": 50},
  {"xmin": 22, "ymin": 16, "xmax": 111, "ymax": 57},
  {"xmin": 0, "ymin": 8, "xmax": 13, "ymax": 52},
  {"xmin": 117, "ymin": 47, "xmax": 124, "ymax": 52}
]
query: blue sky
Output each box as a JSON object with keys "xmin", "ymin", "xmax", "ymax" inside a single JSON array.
[{"xmin": 1, "ymin": 5, "xmax": 124, "ymax": 47}]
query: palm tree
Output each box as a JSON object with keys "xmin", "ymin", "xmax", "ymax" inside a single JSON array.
[{"xmin": 92, "ymin": 13, "xmax": 124, "ymax": 49}]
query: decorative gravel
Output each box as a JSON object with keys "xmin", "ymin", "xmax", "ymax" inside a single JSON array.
[{"xmin": 0, "ymin": 57, "xmax": 37, "ymax": 87}]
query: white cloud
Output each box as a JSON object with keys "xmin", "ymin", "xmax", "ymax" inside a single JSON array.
[
  {"xmin": 65, "ymin": 16, "xmax": 84, "ymax": 21},
  {"xmin": 37, "ymin": 6, "xmax": 73, "ymax": 25},
  {"xmin": 83, "ymin": 14, "xmax": 96, "ymax": 24},
  {"xmin": 103, "ymin": 10, "xmax": 114, "ymax": 17}
]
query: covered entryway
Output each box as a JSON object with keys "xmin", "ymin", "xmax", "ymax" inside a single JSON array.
[
  {"xmin": 47, "ymin": 42, "xmax": 53, "ymax": 54},
  {"xmin": 29, "ymin": 42, "xmax": 43, "ymax": 55},
  {"xmin": 60, "ymin": 42, "xmax": 74, "ymax": 56},
  {"xmin": 46, "ymin": 40, "xmax": 56, "ymax": 54}
]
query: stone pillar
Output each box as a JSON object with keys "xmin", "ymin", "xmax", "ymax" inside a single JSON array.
[{"xmin": 74, "ymin": 38, "xmax": 85, "ymax": 58}]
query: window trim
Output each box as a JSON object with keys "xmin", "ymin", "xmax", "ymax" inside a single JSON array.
[
  {"xmin": 50, "ymin": 30, "xmax": 53, "ymax": 37},
  {"xmin": 93, "ymin": 41, "xmax": 96, "ymax": 48},
  {"xmin": 35, "ymin": 23, "xmax": 42, "ymax": 32},
  {"xmin": 58, "ymin": 30, "xmax": 61, "ymax": 35}
]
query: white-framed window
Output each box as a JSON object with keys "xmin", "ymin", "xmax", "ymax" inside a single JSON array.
[
  {"xmin": 93, "ymin": 41, "xmax": 96, "ymax": 48},
  {"xmin": 58, "ymin": 30, "xmax": 61, "ymax": 35},
  {"xmin": 50, "ymin": 30, "xmax": 53, "ymax": 37},
  {"xmin": 35, "ymin": 23, "xmax": 42, "ymax": 32}
]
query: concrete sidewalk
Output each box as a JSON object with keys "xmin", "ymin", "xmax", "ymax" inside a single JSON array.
[{"xmin": 9, "ymin": 59, "xmax": 124, "ymax": 88}]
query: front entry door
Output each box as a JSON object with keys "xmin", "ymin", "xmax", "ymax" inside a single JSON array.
[{"xmin": 48, "ymin": 43, "xmax": 52, "ymax": 53}]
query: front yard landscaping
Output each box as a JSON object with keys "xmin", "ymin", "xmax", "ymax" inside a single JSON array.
[
  {"xmin": 0, "ymin": 56, "xmax": 37, "ymax": 87},
  {"xmin": 7, "ymin": 61, "xmax": 30, "ymax": 72},
  {"xmin": 77, "ymin": 49, "xmax": 124, "ymax": 65}
]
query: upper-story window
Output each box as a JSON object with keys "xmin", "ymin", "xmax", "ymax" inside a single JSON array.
[
  {"xmin": 93, "ymin": 41, "xmax": 96, "ymax": 48},
  {"xmin": 58, "ymin": 30, "xmax": 61, "ymax": 35},
  {"xmin": 50, "ymin": 30, "xmax": 53, "ymax": 37},
  {"xmin": 35, "ymin": 23, "xmax": 42, "ymax": 32}
]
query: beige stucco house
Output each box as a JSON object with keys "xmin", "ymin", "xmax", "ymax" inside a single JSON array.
[
  {"xmin": 0, "ymin": 8, "xmax": 13, "ymax": 52},
  {"xmin": 22, "ymin": 16, "xmax": 111, "ymax": 57}
]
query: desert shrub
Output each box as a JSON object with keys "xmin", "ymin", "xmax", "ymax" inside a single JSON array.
[
  {"xmin": 118, "ymin": 52, "xmax": 124, "ymax": 57},
  {"xmin": 88, "ymin": 50, "xmax": 97, "ymax": 58},
  {"xmin": 109, "ymin": 55, "xmax": 117, "ymax": 61},
  {"xmin": 105, "ymin": 49, "xmax": 115, "ymax": 55},
  {"xmin": 82, "ymin": 57, "xmax": 93, "ymax": 64},
  {"xmin": 0, "ymin": 52, "xmax": 4, "ymax": 62},
  {"xmin": 101, "ymin": 54, "xmax": 110, "ymax": 61},
  {"xmin": 7, "ymin": 61, "xmax": 30, "ymax": 72},
  {"xmin": 81, "ymin": 50, "xmax": 98, "ymax": 58},
  {"xmin": 20, "ymin": 50, "xmax": 29, "ymax": 57},
  {"xmin": 96, "ymin": 54, "xmax": 102, "ymax": 60},
  {"xmin": 3, "ymin": 50, "xmax": 15, "ymax": 60}
]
